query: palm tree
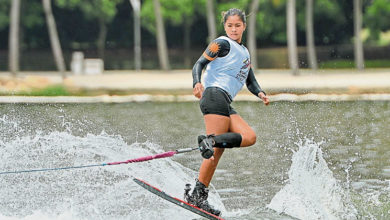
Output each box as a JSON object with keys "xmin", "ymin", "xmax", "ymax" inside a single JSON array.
[
  {"xmin": 96, "ymin": 17, "xmax": 108, "ymax": 60},
  {"xmin": 206, "ymin": 0, "xmax": 217, "ymax": 42},
  {"xmin": 129, "ymin": 0, "xmax": 142, "ymax": 71},
  {"xmin": 353, "ymin": 0, "xmax": 364, "ymax": 70},
  {"xmin": 9, "ymin": 0, "xmax": 21, "ymax": 77},
  {"xmin": 183, "ymin": 15, "xmax": 193, "ymax": 68},
  {"xmin": 153, "ymin": 0, "xmax": 170, "ymax": 70},
  {"xmin": 248, "ymin": 0, "xmax": 260, "ymax": 71},
  {"xmin": 287, "ymin": 0, "xmax": 299, "ymax": 75},
  {"xmin": 42, "ymin": 0, "xmax": 66, "ymax": 78},
  {"xmin": 305, "ymin": 0, "xmax": 317, "ymax": 70}
]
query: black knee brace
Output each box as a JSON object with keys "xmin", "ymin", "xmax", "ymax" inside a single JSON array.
[{"xmin": 213, "ymin": 132, "xmax": 242, "ymax": 148}]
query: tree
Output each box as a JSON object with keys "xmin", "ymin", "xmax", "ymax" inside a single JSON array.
[
  {"xmin": 141, "ymin": 0, "xmax": 199, "ymax": 69},
  {"xmin": 129, "ymin": 0, "xmax": 142, "ymax": 71},
  {"xmin": 153, "ymin": 0, "xmax": 170, "ymax": 70},
  {"xmin": 248, "ymin": 0, "xmax": 260, "ymax": 71},
  {"xmin": 353, "ymin": 0, "xmax": 364, "ymax": 70},
  {"xmin": 9, "ymin": 0, "xmax": 21, "ymax": 77},
  {"xmin": 160, "ymin": 0, "xmax": 198, "ymax": 67},
  {"xmin": 206, "ymin": 0, "xmax": 217, "ymax": 42},
  {"xmin": 287, "ymin": 0, "xmax": 299, "ymax": 75},
  {"xmin": 42, "ymin": 0, "xmax": 66, "ymax": 78},
  {"xmin": 15, "ymin": 1, "xmax": 46, "ymax": 50},
  {"xmin": 305, "ymin": 0, "xmax": 317, "ymax": 69},
  {"xmin": 365, "ymin": 0, "xmax": 390, "ymax": 43},
  {"xmin": 183, "ymin": 13, "xmax": 193, "ymax": 67},
  {"xmin": 56, "ymin": 0, "xmax": 121, "ymax": 60}
]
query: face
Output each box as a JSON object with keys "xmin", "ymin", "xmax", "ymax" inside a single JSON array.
[{"xmin": 224, "ymin": 15, "xmax": 246, "ymax": 43}]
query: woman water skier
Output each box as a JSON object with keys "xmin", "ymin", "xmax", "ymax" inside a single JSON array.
[{"xmin": 184, "ymin": 8, "xmax": 269, "ymax": 216}]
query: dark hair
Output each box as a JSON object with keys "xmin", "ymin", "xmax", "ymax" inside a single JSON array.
[{"xmin": 221, "ymin": 8, "xmax": 246, "ymax": 25}]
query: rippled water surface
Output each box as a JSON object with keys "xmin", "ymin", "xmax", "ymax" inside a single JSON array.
[{"xmin": 0, "ymin": 101, "xmax": 389, "ymax": 219}]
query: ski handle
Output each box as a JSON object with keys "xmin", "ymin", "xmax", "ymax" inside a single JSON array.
[{"xmin": 176, "ymin": 147, "xmax": 199, "ymax": 154}]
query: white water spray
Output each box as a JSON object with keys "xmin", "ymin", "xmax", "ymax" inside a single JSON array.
[
  {"xmin": 0, "ymin": 116, "xmax": 225, "ymax": 220},
  {"xmin": 267, "ymin": 139, "xmax": 358, "ymax": 220}
]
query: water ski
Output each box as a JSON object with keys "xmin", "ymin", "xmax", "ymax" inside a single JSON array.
[{"xmin": 133, "ymin": 178, "xmax": 224, "ymax": 220}]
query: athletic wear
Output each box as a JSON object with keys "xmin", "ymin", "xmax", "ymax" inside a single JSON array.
[
  {"xmin": 199, "ymin": 133, "xmax": 242, "ymax": 149},
  {"xmin": 203, "ymin": 36, "xmax": 250, "ymax": 99},
  {"xmin": 246, "ymin": 68, "xmax": 266, "ymax": 96},
  {"xmin": 212, "ymin": 133, "xmax": 242, "ymax": 148},
  {"xmin": 200, "ymin": 87, "xmax": 237, "ymax": 116},
  {"xmin": 202, "ymin": 38, "xmax": 230, "ymax": 61},
  {"xmin": 192, "ymin": 38, "xmax": 230, "ymax": 87},
  {"xmin": 192, "ymin": 36, "xmax": 265, "ymax": 99},
  {"xmin": 190, "ymin": 37, "xmax": 262, "ymax": 214}
]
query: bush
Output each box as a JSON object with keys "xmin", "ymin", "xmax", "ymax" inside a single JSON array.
[{"xmin": 20, "ymin": 85, "xmax": 70, "ymax": 96}]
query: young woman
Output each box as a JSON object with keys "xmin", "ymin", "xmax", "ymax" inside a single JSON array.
[{"xmin": 184, "ymin": 8, "xmax": 269, "ymax": 216}]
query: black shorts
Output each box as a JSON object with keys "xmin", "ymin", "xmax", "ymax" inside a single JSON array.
[{"xmin": 200, "ymin": 87, "xmax": 237, "ymax": 117}]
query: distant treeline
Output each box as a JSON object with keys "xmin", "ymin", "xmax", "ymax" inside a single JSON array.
[
  {"xmin": 1, "ymin": 0, "xmax": 390, "ymax": 71},
  {"xmin": 1, "ymin": 0, "xmax": 389, "ymax": 49},
  {"xmin": 1, "ymin": 44, "xmax": 389, "ymax": 70}
]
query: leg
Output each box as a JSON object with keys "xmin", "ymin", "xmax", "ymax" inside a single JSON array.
[
  {"xmin": 198, "ymin": 114, "xmax": 230, "ymax": 187},
  {"xmin": 229, "ymin": 114, "xmax": 257, "ymax": 147}
]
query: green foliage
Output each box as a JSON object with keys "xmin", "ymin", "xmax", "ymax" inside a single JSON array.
[
  {"xmin": 19, "ymin": 0, "xmax": 46, "ymax": 48},
  {"xmin": 0, "ymin": 1, "xmax": 10, "ymax": 29},
  {"xmin": 1, "ymin": 0, "xmax": 390, "ymax": 51},
  {"xmin": 1, "ymin": 0, "xmax": 45, "ymax": 30},
  {"xmin": 295, "ymin": 0, "xmax": 348, "ymax": 45},
  {"xmin": 22, "ymin": 1, "xmax": 45, "ymax": 28},
  {"xmin": 311, "ymin": 0, "xmax": 347, "ymax": 44},
  {"xmin": 319, "ymin": 59, "xmax": 355, "ymax": 68},
  {"xmin": 365, "ymin": 0, "xmax": 390, "ymax": 40},
  {"xmin": 140, "ymin": 0, "xmax": 155, "ymax": 33},
  {"xmin": 56, "ymin": 0, "xmax": 121, "ymax": 23},
  {"xmin": 216, "ymin": 0, "xmax": 251, "ymax": 17},
  {"xmin": 140, "ymin": 0, "xmax": 253, "ymax": 38},
  {"xmin": 256, "ymin": 0, "xmax": 287, "ymax": 44},
  {"xmin": 319, "ymin": 59, "xmax": 390, "ymax": 68},
  {"xmin": 17, "ymin": 85, "xmax": 70, "ymax": 96},
  {"xmin": 140, "ymin": 0, "xmax": 201, "ymax": 34},
  {"xmin": 162, "ymin": 0, "xmax": 194, "ymax": 25}
]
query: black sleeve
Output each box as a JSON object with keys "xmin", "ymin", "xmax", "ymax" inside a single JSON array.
[
  {"xmin": 192, "ymin": 56, "xmax": 210, "ymax": 87},
  {"xmin": 246, "ymin": 68, "xmax": 266, "ymax": 96},
  {"xmin": 192, "ymin": 38, "xmax": 230, "ymax": 88}
]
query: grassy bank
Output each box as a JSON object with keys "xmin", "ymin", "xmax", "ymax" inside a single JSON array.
[
  {"xmin": 1, "ymin": 85, "xmax": 70, "ymax": 96},
  {"xmin": 319, "ymin": 59, "xmax": 390, "ymax": 68},
  {"xmin": 2, "ymin": 85, "xmax": 390, "ymax": 97}
]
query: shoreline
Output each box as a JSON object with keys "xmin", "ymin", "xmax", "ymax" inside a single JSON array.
[
  {"xmin": 1, "ymin": 93, "xmax": 390, "ymax": 103},
  {"xmin": 1, "ymin": 69, "xmax": 390, "ymax": 102}
]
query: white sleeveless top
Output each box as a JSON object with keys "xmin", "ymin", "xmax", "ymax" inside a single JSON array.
[{"xmin": 203, "ymin": 36, "xmax": 251, "ymax": 99}]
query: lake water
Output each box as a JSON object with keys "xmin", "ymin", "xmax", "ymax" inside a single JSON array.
[{"xmin": 0, "ymin": 101, "xmax": 389, "ymax": 220}]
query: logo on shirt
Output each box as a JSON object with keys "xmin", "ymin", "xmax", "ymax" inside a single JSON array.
[
  {"xmin": 242, "ymin": 58, "xmax": 250, "ymax": 69},
  {"xmin": 236, "ymin": 58, "xmax": 250, "ymax": 82}
]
